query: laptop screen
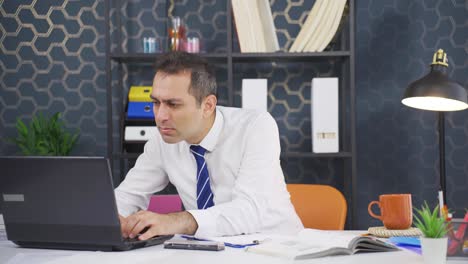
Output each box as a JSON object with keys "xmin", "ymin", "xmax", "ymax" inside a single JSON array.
[{"xmin": 0, "ymin": 156, "xmax": 121, "ymax": 244}]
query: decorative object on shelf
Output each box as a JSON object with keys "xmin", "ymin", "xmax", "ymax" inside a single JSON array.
[
  {"xmin": 401, "ymin": 49, "xmax": 468, "ymax": 209},
  {"xmin": 414, "ymin": 202, "xmax": 449, "ymax": 264},
  {"xmin": 168, "ymin": 16, "xmax": 186, "ymax": 51},
  {"xmin": 231, "ymin": 0, "xmax": 279, "ymax": 53},
  {"xmin": 185, "ymin": 36, "xmax": 200, "ymax": 53},
  {"xmin": 143, "ymin": 37, "xmax": 160, "ymax": 53},
  {"xmin": 9, "ymin": 112, "xmax": 79, "ymax": 156},
  {"xmin": 289, "ymin": 0, "xmax": 347, "ymax": 52}
]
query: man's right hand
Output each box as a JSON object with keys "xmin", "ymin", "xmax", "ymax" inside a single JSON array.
[{"xmin": 118, "ymin": 211, "xmax": 198, "ymax": 240}]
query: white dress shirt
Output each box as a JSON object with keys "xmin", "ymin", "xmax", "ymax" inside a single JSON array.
[{"xmin": 115, "ymin": 106, "xmax": 304, "ymax": 237}]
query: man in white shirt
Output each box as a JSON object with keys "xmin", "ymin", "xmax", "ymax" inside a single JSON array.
[{"xmin": 116, "ymin": 51, "xmax": 303, "ymax": 240}]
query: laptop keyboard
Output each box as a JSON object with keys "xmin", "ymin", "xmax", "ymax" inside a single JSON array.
[{"xmin": 123, "ymin": 235, "xmax": 164, "ymax": 244}]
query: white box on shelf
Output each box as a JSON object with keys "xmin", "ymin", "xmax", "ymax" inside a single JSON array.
[
  {"xmin": 311, "ymin": 77, "xmax": 339, "ymax": 153},
  {"xmin": 242, "ymin": 79, "xmax": 268, "ymax": 111},
  {"xmin": 124, "ymin": 126, "xmax": 157, "ymax": 141}
]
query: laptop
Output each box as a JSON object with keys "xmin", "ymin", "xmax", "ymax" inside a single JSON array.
[{"xmin": 0, "ymin": 156, "xmax": 173, "ymax": 251}]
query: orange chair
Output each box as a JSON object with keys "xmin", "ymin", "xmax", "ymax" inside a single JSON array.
[
  {"xmin": 147, "ymin": 194, "xmax": 183, "ymax": 214},
  {"xmin": 286, "ymin": 184, "xmax": 347, "ymax": 230}
]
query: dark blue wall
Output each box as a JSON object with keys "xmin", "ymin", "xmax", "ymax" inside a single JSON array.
[
  {"xmin": 1, "ymin": 0, "xmax": 466, "ymax": 228},
  {"xmin": 356, "ymin": 0, "xmax": 467, "ymax": 228}
]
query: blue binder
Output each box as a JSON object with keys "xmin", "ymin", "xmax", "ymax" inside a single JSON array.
[{"xmin": 127, "ymin": 102, "xmax": 154, "ymax": 119}]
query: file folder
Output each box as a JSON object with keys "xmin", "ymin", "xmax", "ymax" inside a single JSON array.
[
  {"xmin": 128, "ymin": 86, "xmax": 153, "ymax": 102},
  {"xmin": 311, "ymin": 77, "xmax": 339, "ymax": 153},
  {"xmin": 127, "ymin": 102, "xmax": 154, "ymax": 119},
  {"xmin": 242, "ymin": 79, "xmax": 268, "ymax": 111},
  {"xmin": 124, "ymin": 126, "xmax": 157, "ymax": 141}
]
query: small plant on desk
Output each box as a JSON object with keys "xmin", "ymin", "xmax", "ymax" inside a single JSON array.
[
  {"xmin": 414, "ymin": 202, "xmax": 448, "ymax": 238},
  {"xmin": 414, "ymin": 202, "xmax": 449, "ymax": 264}
]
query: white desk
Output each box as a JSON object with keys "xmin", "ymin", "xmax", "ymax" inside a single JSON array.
[{"xmin": 0, "ymin": 234, "xmax": 466, "ymax": 264}]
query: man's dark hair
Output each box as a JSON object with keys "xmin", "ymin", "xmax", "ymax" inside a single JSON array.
[{"xmin": 155, "ymin": 51, "xmax": 217, "ymax": 105}]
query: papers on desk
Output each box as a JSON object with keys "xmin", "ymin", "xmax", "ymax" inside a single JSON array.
[{"xmin": 245, "ymin": 229, "xmax": 399, "ymax": 260}]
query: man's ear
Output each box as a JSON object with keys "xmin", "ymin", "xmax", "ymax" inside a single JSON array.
[{"xmin": 203, "ymin": 94, "xmax": 217, "ymax": 118}]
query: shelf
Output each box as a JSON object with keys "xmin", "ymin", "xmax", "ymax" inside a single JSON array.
[
  {"xmin": 281, "ymin": 152, "xmax": 352, "ymax": 158},
  {"xmin": 123, "ymin": 141, "xmax": 146, "ymax": 144},
  {"xmin": 125, "ymin": 118, "xmax": 155, "ymax": 126},
  {"xmin": 231, "ymin": 51, "xmax": 351, "ymax": 62},
  {"xmin": 110, "ymin": 51, "xmax": 350, "ymax": 63},
  {"xmin": 110, "ymin": 52, "xmax": 228, "ymax": 63},
  {"xmin": 106, "ymin": 0, "xmax": 356, "ymax": 227}
]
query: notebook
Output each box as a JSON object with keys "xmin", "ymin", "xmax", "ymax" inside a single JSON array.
[{"xmin": 0, "ymin": 156, "xmax": 173, "ymax": 251}]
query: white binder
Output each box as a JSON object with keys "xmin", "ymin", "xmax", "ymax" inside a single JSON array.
[
  {"xmin": 124, "ymin": 126, "xmax": 157, "ymax": 141},
  {"xmin": 242, "ymin": 79, "xmax": 268, "ymax": 111},
  {"xmin": 311, "ymin": 78, "xmax": 339, "ymax": 153}
]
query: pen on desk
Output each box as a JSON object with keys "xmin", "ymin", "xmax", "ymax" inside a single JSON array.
[{"xmin": 180, "ymin": 235, "xmax": 266, "ymax": 248}]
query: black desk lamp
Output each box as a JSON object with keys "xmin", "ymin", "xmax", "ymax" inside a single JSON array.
[{"xmin": 401, "ymin": 49, "xmax": 468, "ymax": 206}]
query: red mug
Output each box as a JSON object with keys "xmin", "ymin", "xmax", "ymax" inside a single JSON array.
[{"xmin": 368, "ymin": 194, "xmax": 413, "ymax": 230}]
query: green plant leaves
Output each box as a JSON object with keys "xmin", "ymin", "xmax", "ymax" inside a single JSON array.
[
  {"xmin": 414, "ymin": 202, "xmax": 448, "ymax": 238},
  {"xmin": 9, "ymin": 112, "xmax": 80, "ymax": 156}
]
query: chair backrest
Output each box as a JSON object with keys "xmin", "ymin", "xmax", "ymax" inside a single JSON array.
[
  {"xmin": 286, "ymin": 184, "xmax": 347, "ymax": 230},
  {"xmin": 147, "ymin": 194, "xmax": 183, "ymax": 214}
]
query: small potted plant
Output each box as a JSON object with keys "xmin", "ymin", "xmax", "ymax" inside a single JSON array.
[
  {"xmin": 9, "ymin": 112, "xmax": 79, "ymax": 156},
  {"xmin": 414, "ymin": 202, "xmax": 449, "ymax": 264}
]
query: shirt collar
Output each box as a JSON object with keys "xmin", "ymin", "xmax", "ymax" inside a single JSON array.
[{"xmin": 191, "ymin": 108, "xmax": 223, "ymax": 153}]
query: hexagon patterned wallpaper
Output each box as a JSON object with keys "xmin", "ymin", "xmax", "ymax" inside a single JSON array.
[
  {"xmin": 1, "ymin": 0, "xmax": 467, "ymax": 228},
  {"xmin": 0, "ymin": 0, "xmax": 106, "ymax": 156}
]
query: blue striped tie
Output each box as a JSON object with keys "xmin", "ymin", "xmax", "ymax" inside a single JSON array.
[{"xmin": 190, "ymin": 145, "xmax": 214, "ymax": 209}]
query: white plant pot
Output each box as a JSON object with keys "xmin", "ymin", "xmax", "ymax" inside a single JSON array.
[{"xmin": 420, "ymin": 237, "xmax": 448, "ymax": 264}]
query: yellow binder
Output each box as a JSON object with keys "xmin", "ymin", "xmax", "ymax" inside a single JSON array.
[{"xmin": 128, "ymin": 86, "xmax": 152, "ymax": 102}]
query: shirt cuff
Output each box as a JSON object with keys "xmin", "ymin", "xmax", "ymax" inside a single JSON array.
[
  {"xmin": 187, "ymin": 209, "xmax": 217, "ymax": 237},
  {"xmin": 114, "ymin": 190, "xmax": 137, "ymax": 217}
]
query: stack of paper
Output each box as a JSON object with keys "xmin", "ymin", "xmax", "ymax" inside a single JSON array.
[
  {"xmin": 290, "ymin": 0, "xmax": 347, "ymax": 52},
  {"xmin": 231, "ymin": 0, "xmax": 279, "ymax": 52}
]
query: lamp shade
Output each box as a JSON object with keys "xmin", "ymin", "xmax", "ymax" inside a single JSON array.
[{"xmin": 402, "ymin": 49, "xmax": 468, "ymax": 112}]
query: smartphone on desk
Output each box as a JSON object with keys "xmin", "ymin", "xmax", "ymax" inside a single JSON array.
[{"xmin": 164, "ymin": 240, "xmax": 225, "ymax": 251}]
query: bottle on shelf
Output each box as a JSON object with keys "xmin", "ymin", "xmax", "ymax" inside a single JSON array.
[{"xmin": 168, "ymin": 16, "xmax": 186, "ymax": 51}]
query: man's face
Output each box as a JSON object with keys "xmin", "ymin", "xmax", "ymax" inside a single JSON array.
[{"xmin": 151, "ymin": 71, "xmax": 205, "ymax": 144}]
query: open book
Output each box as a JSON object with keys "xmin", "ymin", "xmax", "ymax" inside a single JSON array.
[{"xmin": 246, "ymin": 229, "xmax": 399, "ymax": 260}]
